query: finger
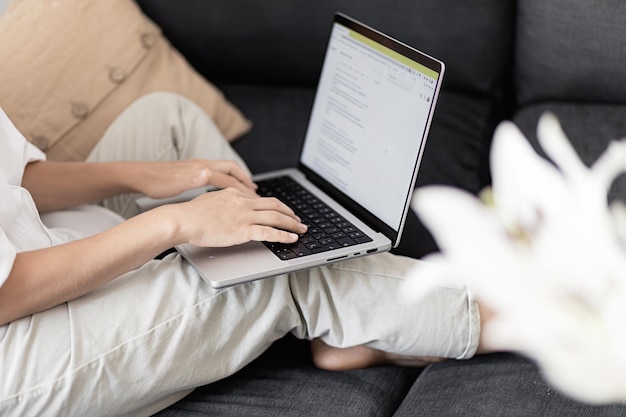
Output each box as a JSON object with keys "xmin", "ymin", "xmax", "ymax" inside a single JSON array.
[
  {"xmin": 252, "ymin": 208, "xmax": 307, "ymax": 234},
  {"xmin": 223, "ymin": 163, "xmax": 257, "ymax": 190},
  {"xmin": 251, "ymin": 197, "xmax": 302, "ymax": 221},
  {"xmin": 208, "ymin": 160, "xmax": 257, "ymax": 191},
  {"xmin": 208, "ymin": 170, "xmax": 260, "ymax": 196},
  {"xmin": 247, "ymin": 224, "xmax": 301, "ymax": 244}
]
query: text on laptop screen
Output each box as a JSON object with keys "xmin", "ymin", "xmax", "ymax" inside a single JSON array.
[{"xmin": 300, "ymin": 21, "xmax": 440, "ymax": 231}]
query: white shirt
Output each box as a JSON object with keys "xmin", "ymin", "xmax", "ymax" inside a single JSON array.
[{"xmin": 0, "ymin": 108, "xmax": 68, "ymax": 288}]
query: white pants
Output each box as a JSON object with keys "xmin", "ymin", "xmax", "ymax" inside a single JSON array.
[{"xmin": 0, "ymin": 93, "xmax": 480, "ymax": 417}]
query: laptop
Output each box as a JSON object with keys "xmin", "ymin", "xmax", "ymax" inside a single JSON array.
[{"xmin": 138, "ymin": 13, "xmax": 445, "ymax": 288}]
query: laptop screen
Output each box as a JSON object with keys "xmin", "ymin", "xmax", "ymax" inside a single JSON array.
[{"xmin": 299, "ymin": 14, "xmax": 444, "ymax": 243}]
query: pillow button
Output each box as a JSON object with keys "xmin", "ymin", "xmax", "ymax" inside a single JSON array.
[
  {"xmin": 141, "ymin": 32, "xmax": 157, "ymax": 49},
  {"xmin": 109, "ymin": 67, "xmax": 127, "ymax": 84},
  {"xmin": 71, "ymin": 102, "xmax": 89, "ymax": 119},
  {"xmin": 31, "ymin": 135, "xmax": 49, "ymax": 151}
]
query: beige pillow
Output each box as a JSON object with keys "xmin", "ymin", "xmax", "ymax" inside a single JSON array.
[{"xmin": 0, "ymin": 0, "xmax": 251, "ymax": 161}]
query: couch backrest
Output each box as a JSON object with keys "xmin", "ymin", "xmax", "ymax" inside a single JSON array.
[
  {"xmin": 516, "ymin": 0, "xmax": 626, "ymax": 106},
  {"xmin": 136, "ymin": 0, "xmax": 515, "ymax": 95}
]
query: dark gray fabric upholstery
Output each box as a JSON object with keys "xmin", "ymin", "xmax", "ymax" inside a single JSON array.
[
  {"xmin": 225, "ymin": 85, "xmax": 314, "ymax": 174},
  {"xmin": 137, "ymin": 0, "xmax": 515, "ymax": 93},
  {"xmin": 394, "ymin": 353, "xmax": 626, "ymax": 417},
  {"xmin": 155, "ymin": 336, "xmax": 420, "ymax": 417},
  {"xmin": 515, "ymin": 0, "xmax": 626, "ymax": 105}
]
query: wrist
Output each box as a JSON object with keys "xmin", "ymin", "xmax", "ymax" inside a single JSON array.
[
  {"xmin": 116, "ymin": 162, "xmax": 150, "ymax": 194},
  {"xmin": 149, "ymin": 204, "xmax": 187, "ymax": 248}
]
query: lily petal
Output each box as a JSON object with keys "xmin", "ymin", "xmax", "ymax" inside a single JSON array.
[
  {"xmin": 491, "ymin": 120, "xmax": 566, "ymax": 229},
  {"xmin": 406, "ymin": 114, "xmax": 626, "ymax": 404}
]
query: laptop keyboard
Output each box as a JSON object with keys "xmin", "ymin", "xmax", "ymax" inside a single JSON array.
[{"xmin": 256, "ymin": 176, "xmax": 373, "ymax": 260}]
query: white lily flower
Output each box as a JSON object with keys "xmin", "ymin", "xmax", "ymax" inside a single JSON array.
[{"xmin": 406, "ymin": 112, "xmax": 626, "ymax": 403}]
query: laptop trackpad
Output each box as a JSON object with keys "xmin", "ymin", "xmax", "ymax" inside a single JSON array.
[{"xmin": 177, "ymin": 241, "xmax": 283, "ymax": 285}]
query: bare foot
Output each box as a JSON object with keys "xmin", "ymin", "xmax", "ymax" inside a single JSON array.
[
  {"xmin": 310, "ymin": 339, "xmax": 446, "ymax": 371},
  {"xmin": 475, "ymin": 299, "xmax": 497, "ymax": 354}
]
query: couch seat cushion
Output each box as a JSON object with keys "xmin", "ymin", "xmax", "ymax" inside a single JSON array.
[
  {"xmin": 157, "ymin": 336, "xmax": 420, "ymax": 417},
  {"xmin": 394, "ymin": 353, "xmax": 626, "ymax": 417}
]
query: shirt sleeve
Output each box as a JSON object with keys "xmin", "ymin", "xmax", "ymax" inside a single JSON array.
[
  {"xmin": 0, "ymin": 107, "xmax": 44, "ymax": 288},
  {"xmin": 0, "ymin": 228, "xmax": 17, "ymax": 289},
  {"xmin": 0, "ymin": 107, "xmax": 45, "ymax": 186}
]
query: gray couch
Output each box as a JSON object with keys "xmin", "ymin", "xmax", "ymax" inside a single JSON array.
[{"xmin": 134, "ymin": 0, "xmax": 626, "ymax": 415}]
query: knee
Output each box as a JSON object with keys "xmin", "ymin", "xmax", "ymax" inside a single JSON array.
[
  {"xmin": 128, "ymin": 91, "xmax": 202, "ymax": 118},
  {"xmin": 126, "ymin": 91, "xmax": 220, "ymax": 154},
  {"xmin": 138, "ymin": 91, "xmax": 218, "ymax": 133}
]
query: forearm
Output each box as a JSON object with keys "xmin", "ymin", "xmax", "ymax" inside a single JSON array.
[
  {"xmin": 22, "ymin": 159, "xmax": 259, "ymax": 214},
  {"xmin": 0, "ymin": 187, "xmax": 307, "ymax": 325},
  {"xmin": 0, "ymin": 205, "xmax": 180, "ymax": 325},
  {"xmin": 22, "ymin": 161, "xmax": 139, "ymax": 213}
]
